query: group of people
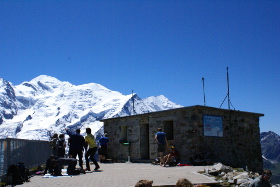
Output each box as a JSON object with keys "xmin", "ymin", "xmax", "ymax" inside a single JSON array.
[
  {"xmin": 50, "ymin": 133, "xmax": 67, "ymax": 158},
  {"xmin": 47, "ymin": 127, "xmax": 273, "ymax": 186},
  {"xmin": 154, "ymin": 128, "xmax": 179, "ymax": 167},
  {"xmin": 49, "ymin": 128, "xmax": 109, "ymax": 172}
]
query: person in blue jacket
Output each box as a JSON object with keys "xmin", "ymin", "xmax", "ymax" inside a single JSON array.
[
  {"xmin": 154, "ymin": 128, "xmax": 167, "ymax": 166},
  {"xmin": 98, "ymin": 133, "xmax": 109, "ymax": 163}
]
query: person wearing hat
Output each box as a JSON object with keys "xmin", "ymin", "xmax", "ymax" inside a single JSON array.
[{"xmin": 163, "ymin": 146, "xmax": 179, "ymax": 166}]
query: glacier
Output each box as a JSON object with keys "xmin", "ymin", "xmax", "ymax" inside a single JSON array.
[{"xmin": 0, "ymin": 75, "xmax": 182, "ymax": 140}]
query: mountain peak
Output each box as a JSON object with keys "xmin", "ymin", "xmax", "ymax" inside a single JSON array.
[
  {"xmin": 143, "ymin": 95, "xmax": 182, "ymax": 111},
  {"xmin": 15, "ymin": 75, "xmax": 73, "ymax": 97},
  {"xmin": 0, "ymin": 75, "xmax": 182, "ymax": 140},
  {"xmin": 260, "ymin": 131, "xmax": 280, "ymax": 163},
  {"xmin": 30, "ymin": 75, "xmax": 60, "ymax": 83}
]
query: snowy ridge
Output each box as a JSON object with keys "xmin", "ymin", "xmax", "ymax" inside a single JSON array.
[
  {"xmin": 0, "ymin": 75, "xmax": 182, "ymax": 140},
  {"xmin": 260, "ymin": 131, "xmax": 280, "ymax": 163},
  {"xmin": 143, "ymin": 95, "xmax": 181, "ymax": 111}
]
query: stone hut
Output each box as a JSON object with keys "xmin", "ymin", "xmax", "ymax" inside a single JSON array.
[{"xmin": 101, "ymin": 105, "xmax": 264, "ymax": 172}]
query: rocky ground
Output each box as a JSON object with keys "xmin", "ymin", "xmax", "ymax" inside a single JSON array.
[{"xmin": 199, "ymin": 163, "xmax": 280, "ymax": 187}]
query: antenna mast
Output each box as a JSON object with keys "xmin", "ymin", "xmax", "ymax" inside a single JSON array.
[
  {"xmin": 226, "ymin": 67, "xmax": 230, "ymax": 110},
  {"xmin": 219, "ymin": 67, "xmax": 235, "ymax": 110},
  {"xmin": 132, "ymin": 89, "xmax": 135, "ymax": 115},
  {"xmin": 202, "ymin": 77, "xmax": 206, "ymax": 106}
]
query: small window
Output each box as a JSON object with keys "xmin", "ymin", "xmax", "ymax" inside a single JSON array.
[
  {"xmin": 120, "ymin": 125, "xmax": 128, "ymax": 143},
  {"xmin": 164, "ymin": 120, "xmax": 174, "ymax": 140}
]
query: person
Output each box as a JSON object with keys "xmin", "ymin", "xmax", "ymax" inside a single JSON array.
[
  {"xmin": 175, "ymin": 178, "xmax": 193, "ymax": 187},
  {"xmin": 58, "ymin": 157, "xmax": 79, "ymax": 175},
  {"xmin": 84, "ymin": 128, "xmax": 100, "ymax": 171},
  {"xmin": 57, "ymin": 134, "xmax": 66, "ymax": 158},
  {"xmin": 154, "ymin": 128, "xmax": 167, "ymax": 166},
  {"xmin": 66, "ymin": 128, "xmax": 86, "ymax": 172},
  {"xmin": 67, "ymin": 137, "xmax": 72, "ymax": 157},
  {"xmin": 44, "ymin": 155, "xmax": 61, "ymax": 176},
  {"xmin": 135, "ymin": 180, "xmax": 153, "ymax": 187},
  {"xmin": 249, "ymin": 169, "xmax": 272, "ymax": 187},
  {"xmin": 98, "ymin": 133, "xmax": 109, "ymax": 163},
  {"xmin": 163, "ymin": 146, "xmax": 179, "ymax": 166},
  {"xmin": 50, "ymin": 133, "xmax": 58, "ymax": 156},
  {"xmin": 44, "ymin": 154, "xmax": 79, "ymax": 176}
]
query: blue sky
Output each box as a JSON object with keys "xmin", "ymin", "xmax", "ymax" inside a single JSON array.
[{"xmin": 1, "ymin": 1, "xmax": 279, "ymax": 134}]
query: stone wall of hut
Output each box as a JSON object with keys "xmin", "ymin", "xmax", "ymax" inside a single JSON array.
[{"xmin": 103, "ymin": 105, "xmax": 263, "ymax": 172}]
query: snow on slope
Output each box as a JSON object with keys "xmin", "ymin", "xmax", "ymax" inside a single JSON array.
[
  {"xmin": 0, "ymin": 75, "xmax": 182, "ymax": 140},
  {"xmin": 143, "ymin": 95, "xmax": 182, "ymax": 111}
]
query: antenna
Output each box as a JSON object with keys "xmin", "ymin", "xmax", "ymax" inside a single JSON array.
[
  {"xmin": 202, "ymin": 77, "xmax": 206, "ymax": 106},
  {"xmin": 226, "ymin": 67, "xmax": 230, "ymax": 110},
  {"xmin": 219, "ymin": 67, "xmax": 235, "ymax": 110},
  {"xmin": 132, "ymin": 89, "xmax": 135, "ymax": 115}
]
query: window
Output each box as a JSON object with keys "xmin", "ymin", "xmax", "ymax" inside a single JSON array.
[{"xmin": 120, "ymin": 125, "xmax": 128, "ymax": 143}]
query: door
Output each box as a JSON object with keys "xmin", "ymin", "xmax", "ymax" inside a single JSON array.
[{"xmin": 140, "ymin": 124, "xmax": 150, "ymax": 159}]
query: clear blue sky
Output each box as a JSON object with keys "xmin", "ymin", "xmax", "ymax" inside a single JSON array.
[{"xmin": 1, "ymin": 1, "xmax": 279, "ymax": 134}]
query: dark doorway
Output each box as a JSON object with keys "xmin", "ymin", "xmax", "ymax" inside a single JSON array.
[
  {"xmin": 140, "ymin": 124, "xmax": 149, "ymax": 159},
  {"xmin": 164, "ymin": 120, "xmax": 174, "ymax": 140}
]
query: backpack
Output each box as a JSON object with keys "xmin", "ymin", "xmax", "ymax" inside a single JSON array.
[{"xmin": 7, "ymin": 162, "xmax": 30, "ymax": 185}]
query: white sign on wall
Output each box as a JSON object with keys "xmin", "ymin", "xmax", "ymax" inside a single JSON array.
[{"xmin": 203, "ymin": 115, "xmax": 223, "ymax": 137}]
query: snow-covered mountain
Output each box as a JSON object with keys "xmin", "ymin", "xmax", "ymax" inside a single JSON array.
[
  {"xmin": 0, "ymin": 75, "xmax": 182, "ymax": 140},
  {"xmin": 260, "ymin": 131, "xmax": 280, "ymax": 164}
]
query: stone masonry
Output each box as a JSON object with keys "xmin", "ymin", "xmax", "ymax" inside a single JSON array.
[{"xmin": 101, "ymin": 105, "xmax": 264, "ymax": 172}]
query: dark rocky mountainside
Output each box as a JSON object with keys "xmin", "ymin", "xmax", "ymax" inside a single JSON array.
[{"xmin": 261, "ymin": 131, "xmax": 280, "ymax": 164}]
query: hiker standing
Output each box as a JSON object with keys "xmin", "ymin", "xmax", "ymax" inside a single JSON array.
[
  {"xmin": 155, "ymin": 128, "xmax": 167, "ymax": 166},
  {"xmin": 57, "ymin": 134, "xmax": 66, "ymax": 158},
  {"xmin": 85, "ymin": 128, "xmax": 100, "ymax": 171},
  {"xmin": 66, "ymin": 128, "xmax": 86, "ymax": 172},
  {"xmin": 98, "ymin": 133, "xmax": 109, "ymax": 163},
  {"xmin": 50, "ymin": 133, "xmax": 58, "ymax": 156}
]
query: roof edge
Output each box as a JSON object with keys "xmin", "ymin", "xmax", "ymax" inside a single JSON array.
[{"xmin": 100, "ymin": 105, "xmax": 264, "ymax": 122}]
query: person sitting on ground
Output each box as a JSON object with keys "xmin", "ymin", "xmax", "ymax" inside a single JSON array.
[
  {"xmin": 44, "ymin": 155, "xmax": 61, "ymax": 176},
  {"xmin": 163, "ymin": 146, "xmax": 179, "ymax": 166},
  {"xmin": 175, "ymin": 178, "xmax": 193, "ymax": 187},
  {"xmin": 135, "ymin": 180, "xmax": 153, "ymax": 187},
  {"xmin": 44, "ymin": 155, "xmax": 79, "ymax": 176},
  {"xmin": 249, "ymin": 169, "xmax": 272, "ymax": 187}
]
